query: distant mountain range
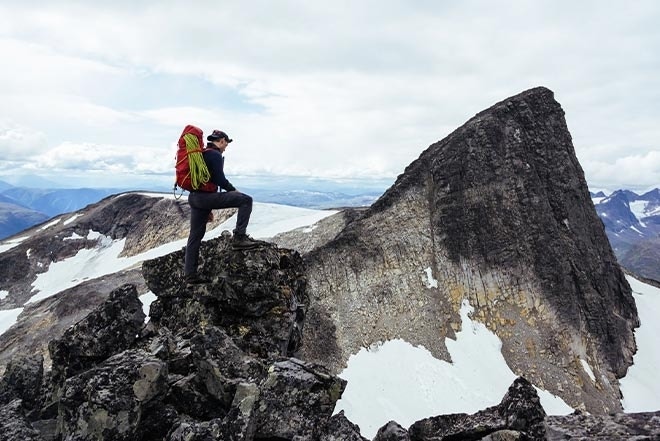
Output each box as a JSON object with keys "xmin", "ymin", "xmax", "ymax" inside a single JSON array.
[
  {"xmin": 0, "ymin": 180, "xmax": 382, "ymax": 241},
  {"xmin": 0, "ymin": 181, "xmax": 120, "ymax": 240},
  {"xmin": 591, "ymin": 188, "xmax": 660, "ymax": 281}
]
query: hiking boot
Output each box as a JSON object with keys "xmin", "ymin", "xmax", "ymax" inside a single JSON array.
[
  {"xmin": 232, "ymin": 233, "xmax": 266, "ymax": 250},
  {"xmin": 184, "ymin": 273, "xmax": 210, "ymax": 284}
]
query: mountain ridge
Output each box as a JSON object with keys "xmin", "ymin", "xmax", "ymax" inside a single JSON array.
[{"xmin": 299, "ymin": 86, "xmax": 638, "ymax": 413}]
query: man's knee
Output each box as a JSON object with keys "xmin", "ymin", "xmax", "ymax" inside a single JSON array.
[{"xmin": 238, "ymin": 192, "xmax": 252, "ymax": 206}]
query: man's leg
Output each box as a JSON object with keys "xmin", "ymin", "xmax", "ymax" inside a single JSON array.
[
  {"xmin": 231, "ymin": 192, "xmax": 252, "ymax": 235},
  {"xmin": 190, "ymin": 191, "xmax": 253, "ymax": 235},
  {"xmin": 184, "ymin": 205, "xmax": 210, "ymax": 276}
]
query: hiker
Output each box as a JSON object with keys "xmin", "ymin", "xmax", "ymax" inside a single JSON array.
[{"xmin": 184, "ymin": 129, "xmax": 262, "ymax": 284}]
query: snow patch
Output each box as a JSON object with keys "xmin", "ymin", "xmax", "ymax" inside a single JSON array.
[
  {"xmin": 63, "ymin": 214, "xmax": 83, "ymax": 225},
  {"xmin": 580, "ymin": 358, "xmax": 596, "ymax": 382},
  {"xmin": 630, "ymin": 225, "xmax": 645, "ymax": 236},
  {"xmin": 423, "ymin": 267, "xmax": 438, "ymax": 288},
  {"xmin": 0, "ymin": 235, "xmax": 30, "ymax": 253},
  {"xmin": 40, "ymin": 218, "xmax": 61, "ymax": 231},
  {"xmin": 28, "ymin": 235, "xmax": 127, "ymax": 304},
  {"xmin": 334, "ymin": 300, "xmax": 572, "ymax": 439},
  {"xmin": 629, "ymin": 200, "xmax": 649, "ymax": 220},
  {"xmin": 136, "ymin": 192, "xmax": 178, "ymax": 200},
  {"xmin": 86, "ymin": 230, "xmax": 105, "ymax": 241},
  {"xmin": 0, "ymin": 307, "xmax": 24, "ymax": 335},
  {"xmin": 63, "ymin": 232, "xmax": 84, "ymax": 241},
  {"xmin": 206, "ymin": 203, "xmax": 338, "ymax": 240},
  {"xmin": 140, "ymin": 291, "xmax": 157, "ymax": 323},
  {"xmin": 0, "ymin": 290, "xmax": 8, "ymax": 300},
  {"xmin": 26, "ymin": 248, "xmax": 31, "ymax": 258},
  {"xmin": 620, "ymin": 276, "xmax": 660, "ymax": 412},
  {"xmin": 591, "ymin": 197, "xmax": 606, "ymax": 205}
]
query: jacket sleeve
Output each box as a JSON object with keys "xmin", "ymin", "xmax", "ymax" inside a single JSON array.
[{"xmin": 204, "ymin": 151, "xmax": 236, "ymax": 192}]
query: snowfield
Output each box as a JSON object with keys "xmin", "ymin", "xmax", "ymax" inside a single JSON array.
[
  {"xmin": 619, "ymin": 276, "xmax": 660, "ymax": 412},
  {"xmin": 334, "ymin": 300, "xmax": 574, "ymax": 438}
]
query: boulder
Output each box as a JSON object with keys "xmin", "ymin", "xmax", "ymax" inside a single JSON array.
[
  {"xmin": 0, "ymin": 353, "xmax": 43, "ymax": 411},
  {"xmin": 0, "ymin": 399, "xmax": 41, "ymax": 441},
  {"xmin": 408, "ymin": 377, "xmax": 546, "ymax": 440},
  {"xmin": 319, "ymin": 411, "xmax": 369, "ymax": 441},
  {"xmin": 57, "ymin": 349, "xmax": 168, "ymax": 440},
  {"xmin": 374, "ymin": 421, "xmax": 411, "ymax": 441},
  {"xmin": 253, "ymin": 358, "xmax": 346, "ymax": 440},
  {"xmin": 48, "ymin": 284, "xmax": 145, "ymax": 386}
]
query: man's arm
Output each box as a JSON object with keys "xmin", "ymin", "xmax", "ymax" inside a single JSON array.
[{"xmin": 204, "ymin": 150, "xmax": 236, "ymax": 192}]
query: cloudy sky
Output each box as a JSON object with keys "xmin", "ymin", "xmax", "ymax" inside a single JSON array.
[{"xmin": 0, "ymin": 1, "xmax": 658, "ymax": 192}]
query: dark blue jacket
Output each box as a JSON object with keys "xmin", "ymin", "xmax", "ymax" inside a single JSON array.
[{"xmin": 203, "ymin": 146, "xmax": 236, "ymax": 192}]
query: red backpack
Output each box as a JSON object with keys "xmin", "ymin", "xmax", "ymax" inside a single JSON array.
[{"xmin": 174, "ymin": 125, "xmax": 218, "ymax": 193}]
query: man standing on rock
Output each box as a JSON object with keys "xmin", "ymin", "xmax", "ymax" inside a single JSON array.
[{"xmin": 184, "ymin": 129, "xmax": 262, "ymax": 284}]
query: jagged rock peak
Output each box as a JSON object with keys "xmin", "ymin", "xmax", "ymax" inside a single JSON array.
[
  {"xmin": 371, "ymin": 86, "xmax": 568, "ymax": 213},
  {"xmin": 302, "ymin": 86, "xmax": 638, "ymax": 414},
  {"xmin": 374, "ymin": 86, "xmax": 638, "ymax": 377}
]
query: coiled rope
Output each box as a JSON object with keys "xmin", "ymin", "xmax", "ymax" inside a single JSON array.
[{"xmin": 183, "ymin": 133, "xmax": 211, "ymax": 190}]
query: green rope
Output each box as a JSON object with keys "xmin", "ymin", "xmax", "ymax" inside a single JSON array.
[{"xmin": 184, "ymin": 133, "xmax": 211, "ymax": 190}]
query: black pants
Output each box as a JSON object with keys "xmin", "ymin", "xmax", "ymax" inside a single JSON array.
[{"xmin": 184, "ymin": 191, "xmax": 253, "ymax": 275}]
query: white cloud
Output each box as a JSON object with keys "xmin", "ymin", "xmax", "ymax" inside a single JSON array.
[
  {"xmin": 0, "ymin": 1, "xmax": 658, "ymax": 189},
  {"xmin": 23, "ymin": 141, "xmax": 172, "ymax": 176},
  {"xmin": 582, "ymin": 151, "xmax": 660, "ymax": 191},
  {"xmin": 0, "ymin": 121, "xmax": 46, "ymax": 159}
]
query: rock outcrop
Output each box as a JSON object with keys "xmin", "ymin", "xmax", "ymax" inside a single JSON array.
[
  {"xmin": 300, "ymin": 87, "xmax": 639, "ymax": 413},
  {"xmin": 0, "ymin": 237, "xmax": 350, "ymax": 440}
]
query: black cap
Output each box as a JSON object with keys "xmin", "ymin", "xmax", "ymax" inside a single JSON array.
[{"xmin": 207, "ymin": 129, "xmax": 233, "ymax": 143}]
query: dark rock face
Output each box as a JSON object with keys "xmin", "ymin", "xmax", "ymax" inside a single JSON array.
[
  {"xmin": 253, "ymin": 358, "xmax": 345, "ymax": 439},
  {"xmin": 302, "ymin": 87, "xmax": 639, "ymax": 413},
  {"xmin": 0, "ymin": 237, "xmax": 353, "ymax": 440},
  {"xmin": 48, "ymin": 284, "xmax": 145, "ymax": 387},
  {"xmin": 58, "ymin": 349, "xmax": 168, "ymax": 440},
  {"xmin": 0, "ymin": 268, "xmax": 146, "ymax": 377},
  {"xmin": 0, "ymin": 399, "xmax": 41, "ymax": 440},
  {"xmin": 376, "ymin": 87, "xmax": 637, "ymax": 378},
  {"xmin": 0, "ymin": 354, "xmax": 43, "ymax": 411}
]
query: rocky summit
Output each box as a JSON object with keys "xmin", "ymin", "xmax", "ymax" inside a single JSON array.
[
  {"xmin": 0, "ymin": 237, "xmax": 348, "ymax": 440},
  {"xmin": 299, "ymin": 87, "xmax": 640, "ymax": 413}
]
